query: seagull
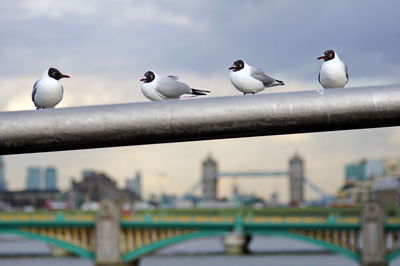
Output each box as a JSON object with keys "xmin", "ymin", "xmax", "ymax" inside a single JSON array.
[
  {"xmin": 32, "ymin": 68, "xmax": 70, "ymax": 109},
  {"xmin": 140, "ymin": 71, "xmax": 210, "ymax": 101},
  {"xmin": 229, "ymin": 60, "xmax": 284, "ymax": 95},
  {"xmin": 318, "ymin": 50, "xmax": 348, "ymax": 90}
]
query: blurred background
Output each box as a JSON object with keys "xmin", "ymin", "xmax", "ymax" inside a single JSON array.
[{"xmin": 0, "ymin": 1, "xmax": 400, "ymax": 265}]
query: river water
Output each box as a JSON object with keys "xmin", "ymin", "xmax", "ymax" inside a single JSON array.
[{"xmin": 0, "ymin": 234, "xmax": 399, "ymax": 266}]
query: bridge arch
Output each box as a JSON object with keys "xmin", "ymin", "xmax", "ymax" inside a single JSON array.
[
  {"xmin": 0, "ymin": 228, "xmax": 361, "ymax": 262},
  {"xmin": 122, "ymin": 231, "xmax": 227, "ymax": 262},
  {"xmin": 0, "ymin": 229, "xmax": 94, "ymax": 260},
  {"xmin": 122, "ymin": 230, "xmax": 360, "ymax": 263},
  {"xmin": 253, "ymin": 231, "xmax": 360, "ymax": 262},
  {"xmin": 386, "ymin": 250, "xmax": 400, "ymax": 262}
]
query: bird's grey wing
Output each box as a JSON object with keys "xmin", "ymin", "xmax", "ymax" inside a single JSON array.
[
  {"xmin": 168, "ymin": 75, "xmax": 179, "ymax": 80},
  {"xmin": 32, "ymin": 80, "xmax": 38, "ymax": 102},
  {"xmin": 345, "ymin": 65, "xmax": 349, "ymax": 80},
  {"xmin": 250, "ymin": 67, "xmax": 277, "ymax": 87},
  {"xmin": 156, "ymin": 76, "xmax": 188, "ymax": 98},
  {"xmin": 318, "ymin": 72, "xmax": 321, "ymax": 83}
]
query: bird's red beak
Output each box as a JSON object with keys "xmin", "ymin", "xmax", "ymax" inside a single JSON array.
[
  {"xmin": 228, "ymin": 66, "xmax": 235, "ymax": 70},
  {"xmin": 317, "ymin": 56, "xmax": 325, "ymax": 60},
  {"xmin": 140, "ymin": 77, "xmax": 146, "ymax": 82},
  {"xmin": 62, "ymin": 74, "xmax": 70, "ymax": 78}
]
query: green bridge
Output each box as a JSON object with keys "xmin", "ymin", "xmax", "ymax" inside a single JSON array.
[{"xmin": 0, "ymin": 201, "xmax": 399, "ymax": 266}]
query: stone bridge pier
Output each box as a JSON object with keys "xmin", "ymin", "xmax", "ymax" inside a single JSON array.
[
  {"xmin": 361, "ymin": 202, "xmax": 387, "ymax": 266},
  {"xmin": 95, "ymin": 199, "xmax": 139, "ymax": 266}
]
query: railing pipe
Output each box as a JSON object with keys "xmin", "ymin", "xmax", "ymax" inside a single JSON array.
[{"xmin": 1, "ymin": 85, "xmax": 400, "ymax": 155}]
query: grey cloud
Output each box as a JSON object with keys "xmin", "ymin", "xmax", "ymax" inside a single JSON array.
[{"xmin": 1, "ymin": 0, "xmax": 399, "ymax": 81}]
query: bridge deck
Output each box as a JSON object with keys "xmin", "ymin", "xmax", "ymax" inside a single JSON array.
[{"xmin": 1, "ymin": 212, "xmax": 400, "ymax": 228}]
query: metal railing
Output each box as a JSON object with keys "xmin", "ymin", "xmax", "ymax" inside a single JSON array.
[{"xmin": 1, "ymin": 85, "xmax": 400, "ymax": 155}]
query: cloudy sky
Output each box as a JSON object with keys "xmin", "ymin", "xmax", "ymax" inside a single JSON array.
[{"xmin": 1, "ymin": 0, "xmax": 399, "ymax": 202}]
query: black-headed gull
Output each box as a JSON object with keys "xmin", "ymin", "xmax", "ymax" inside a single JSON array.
[
  {"xmin": 32, "ymin": 68, "xmax": 70, "ymax": 109},
  {"xmin": 140, "ymin": 71, "xmax": 210, "ymax": 101},
  {"xmin": 229, "ymin": 60, "xmax": 284, "ymax": 95},
  {"xmin": 318, "ymin": 50, "xmax": 348, "ymax": 89}
]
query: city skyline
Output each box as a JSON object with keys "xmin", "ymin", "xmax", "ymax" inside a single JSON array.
[
  {"xmin": 1, "ymin": 1, "xmax": 399, "ymax": 202},
  {"xmin": 3, "ymin": 151, "xmax": 400, "ymax": 202}
]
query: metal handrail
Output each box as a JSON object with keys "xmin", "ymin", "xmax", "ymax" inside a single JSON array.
[{"xmin": 1, "ymin": 85, "xmax": 399, "ymax": 155}]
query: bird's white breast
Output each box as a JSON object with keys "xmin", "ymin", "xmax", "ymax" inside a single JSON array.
[
  {"xmin": 230, "ymin": 68, "xmax": 265, "ymax": 93},
  {"xmin": 140, "ymin": 81, "xmax": 166, "ymax": 101},
  {"xmin": 319, "ymin": 57, "xmax": 348, "ymax": 89},
  {"xmin": 34, "ymin": 77, "xmax": 63, "ymax": 108}
]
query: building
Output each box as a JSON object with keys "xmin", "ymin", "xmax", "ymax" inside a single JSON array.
[
  {"xmin": 0, "ymin": 190, "xmax": 63, "ymax": 210},
  {"xmin": 345, "ymin": 159, "xmax": 385, "ymax": 182},
  {"xmin": 288, "ymin": 153, "xmax": 304, "ymax": 205},
  {"xmin": 202, "ymin": 154, "xmax": 218, "ymax": 201},
  {"xmin": 383, "ymin": 158, "xmax": 400, "ymax": 177},
  {"xmin": 0, "ymin": 156, "xmax": 6, "ymax": 191},
  {"xmin": 71, "ymin": 170, "xmax": 137, "ymax": 207},
  {"xmin": 338, "ymin": 157, "xmax": 400, "ymax": 205},
  {"xmin": 27, "ymin": 167, "xmax": 41, "ymax": 190},
  {"xmin": 345, "ymin": 158, "xmax": 400, "ymax": 183},
  {"xmin": 26, "ymin": 166, "xmax": 58, "ymax": 191},
  {"xmin": 345, "ymin": 160, "xmax": 367, "ymax": 181},
  {"xmin": 44, "ymin": 167, "xmax": 57, "ymax": 191},
  {"xmin": 126, "ymin": 172, "xmax": 142, "ymax": 200},
  {"xmin": 365, "ymin": 159, "xmax": 385, "ymax": 179},
  {"xmin": 82, "ymin": 169, "xmax": 97, "ymax": 179},
  {"xmin": 372, "ymin": 176, "xmax": 400, "ymax": 206},
  {"xmin": 337, "ymin": 179, "xmax": 372, "ymax": 205}
]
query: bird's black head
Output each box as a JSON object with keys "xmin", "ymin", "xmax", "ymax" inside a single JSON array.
[
  {"xmin": 48, "ymin": 68, "xmax": 70, "ymax": 80},
  {"xmin": 317, "ymin": 50, "xmax": 335, "ymax": 61},
  {"xmin": 140, "ymin": 71, "xmax": 155, "ymax": 83},
  {"xmin": 229, "ymin": 60, "xmax": 245, "ymax": 72}
]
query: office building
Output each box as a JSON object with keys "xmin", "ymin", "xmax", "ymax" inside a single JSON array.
[
  {"xmin": 27, "ymin": 167, "xmax": 41, "ymax": 190},
  {"xmin": 0, "ymin": 156, "xmax": 6, "ymax": 191},
  {"xmin": 126, "ymin": 172, "xmax": 142, "ymax": 200},
  {"xmin": 44, "ymin": 167, "xmax": 57, "ymax": 191}
]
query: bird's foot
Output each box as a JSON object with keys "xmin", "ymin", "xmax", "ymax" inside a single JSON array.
[{"xmin": 316, "ymin": 89, "xmax": 325, "ymax": 95}]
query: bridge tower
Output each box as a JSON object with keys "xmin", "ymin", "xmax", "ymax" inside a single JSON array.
[
  {"xmin": 288, "ymin": 153, "xmax": 304, "ymax": 205},
  {"xmin": 202, "ymin": 154, "xmax": 218, "ymax": 201}
]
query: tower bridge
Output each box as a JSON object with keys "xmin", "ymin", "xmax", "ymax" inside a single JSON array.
[{"xmin": 198, "ymin": 153, "xmax": 333, "ymax": 204}]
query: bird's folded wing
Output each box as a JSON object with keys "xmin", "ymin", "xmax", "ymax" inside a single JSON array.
[
  {"xmin": 250, "ymin": 67, "xmax": 276, "ymax": 87},
  {"xmin": 156, "ymin": 76, "xmax": 188, "ymax": 98}
]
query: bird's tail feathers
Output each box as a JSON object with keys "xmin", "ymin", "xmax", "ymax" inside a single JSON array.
[
  {"xmin": 191, "ymin": 88, "xmax": 211, "ymax": 96},
  {"xmin": 274, "ymin": 79, "xmax": 284, "ymax": 86}
]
